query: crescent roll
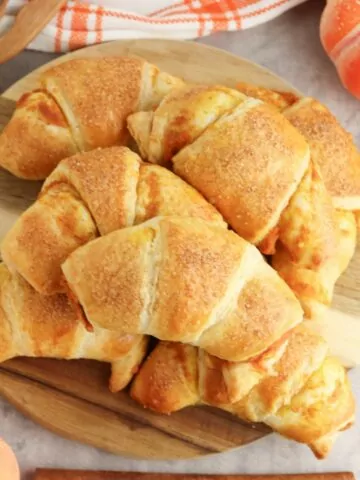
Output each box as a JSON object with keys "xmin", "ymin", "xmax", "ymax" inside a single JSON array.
[
  {"xmin": 0, "ymin": 56, "xmax": 183, "ymax": 179},
  {"xmin": 1, "ymin": 146, "xmax": 224, "ymax": 295},
  {"xmin": 62, "ymin": 216, "xmax": 303, "ymax": 362},
  {"xmin": 0, "ymin": 263, "xmax": 148, "ymax": 392},
  {"xmin": 130, "ymin": 326, "xmax": 355, "ymax": 459}
]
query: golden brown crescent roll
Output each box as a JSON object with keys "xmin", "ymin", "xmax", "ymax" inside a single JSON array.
[
  {"xmin": 130, "ymin": 326, "xmax": 355, "ymax": 459},
  {"xmin": 1, "ymin": 146, "xmax": 224, "ymax": 295},
  {"xmin": 0, "ymin": 264, "xmax": 148, "ymax": 392},
  {"xmin": 271, "ymin": 162, "xmax": 357, "ymax": 318},
  {"xmin": 62, "ymin": 217, "xmax": 303, "ymax": 362},
  {"xmin": 127, "ymin": 85, "xmax": 354, "ymax": 318},
  {"xmin": 236, "ymin": 82, "xmax": 360, "ymax": 212},
  {"xmin": 284, "ymin": 98, "xmax": 360, "ymax": 212},
  {"xmin": 0, "ymin": 56, "xmax": 183, "ymax": 179},
  {"xmin": 273, "ymin": 206, "xmax": 357, "ymax": 319},
  {"xmin": 128, "ymin": 84, "xmax": 310, "ymax": 245}
]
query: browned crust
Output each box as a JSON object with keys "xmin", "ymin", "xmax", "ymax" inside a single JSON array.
[
  {"xmin": 0, "ymin": 182, "xmax": 97, "ymax": 295},
  {"xmin": 270, "ymin": 357, "xmax": 356, "ymax": 447},
  {"xmin": 277, "ymin": 160, "xmax": 340, "ymax": 269},
  {"xmin": 238, "ymin": 326, "xmax": 327, "ymax": 420},
  {"xmin": 0, "ymin": 56, "xmax": 182, "ymax": 180},
  {"xmin": 0, "ymin": 90, "xmax": 77, "ymax": 179},
  {"xmin": 199, "ymin": 260, "xmax": 303, "ymax": 362},
  {"xmin": 284, "ymin": 98, "xmax": 360, "ymax": 209},
  {"xmin": 272, "ymin": 163, "xmax": 356, "ymax": 318},
  {"xmin": 43, "ymin": 146, "xmax": 141, "ymax": 235},
  {"xmin": 236, "ymin": 82, "xmax": 299, "ymax": 110},
  {"xmin": 0, "ymin": 263, "xmax": 146, "ymax": 389},
  {"xmin": 173, "ymin": 100, "xmax": 310, "ymax": 245},
  {"xmin": 236, "ymin": 82, "xmax": 360, "ymax": 209},
  {"xmin": 62, "ymin": 218, "xmax": 303, "ymax": 362},
  {"xmin": 1, "ymin": 145, "xmax": 226, "ymax": 296},
  {"xmin": 41, "ymin": 57, "xmax": 146, "ymax": 150},
  {"xmin": 130, "ymin": 342, "xmax": 199, "ymax": 414},
  {"xmin": 147, "ymin": 84, "xmax": 245, "ymax": 164},
  {"xmin": 132, "ymin": 335, "xmax": 354, "ymax": 457},
  {"xmin": 150, "ymin": 219, "xmax": 248, "ymax": 344},
  {"xmin": 135, "ymin": 163, "xmax": 226, "ymax": 227},
  {"xmin": 62, "ymin": 223, "xmax": 157, "ymax": 334},
  {"xmin": 109, "ymin": 335, "xmax": 150, "ymax": 393}
]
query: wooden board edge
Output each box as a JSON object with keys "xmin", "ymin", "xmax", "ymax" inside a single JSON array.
[
  {"xmin": 0, "ymin": 361, "xmax": 269, "ymax": 454},
  {"xmin": 0, "ymin": 368, "xmax": 218, "ymax": 460},
  {"xmin": 2, "ymin": 39, "xmax": 301, "ymax": 101}
]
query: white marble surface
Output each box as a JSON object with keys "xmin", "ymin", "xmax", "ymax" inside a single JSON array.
[{"xmin": 1, "ymin": 1, "xmax": 360, "ymax": 478}]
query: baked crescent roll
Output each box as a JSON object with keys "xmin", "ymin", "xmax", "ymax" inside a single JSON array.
[
  {"xmin": 130, "ymin": 85, "xmax": 245, "ymax": 166},
  {"xmin": 0, "ymin": 263, "xmax": 148, "ymax": 392},
  {"xmin": 273, "ymin": 203, "xmax": 357, "ymax": 319},
  {"xmin": 272, "ymin": 161, "xmax": 356, "ymax": 318},
  {"xmin": 62, "ymin": 216, "xmax": 303, "ymax": 362},
  {"xmin": 284, "ymin": 98, "xmax": 360, "ymax": 212},
  {"xmin": 236, "ymin": 82, "xmax": 360, "ymax": 212},
  {"xmin": 127, "ymin": 85, "xmax": 354, "ymax": 318},
  {"xmin": 128, "ymin": 85, "xmax": 310, "ymax": 245},
  {"xmin": 130, "ymin": 326, "xmax": 355, "ymax": 459},
  {"xmin": 0, "ymin": 56, "xmax": 183, "ymax": 179},
  {"xmin": 1, "ymin": 146, "xmax": 224, "ymax": 295}
]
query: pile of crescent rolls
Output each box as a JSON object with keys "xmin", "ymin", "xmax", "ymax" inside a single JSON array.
[{"xmin": 0, "ymin": 55, "xmax": 359, "ymax": 459}]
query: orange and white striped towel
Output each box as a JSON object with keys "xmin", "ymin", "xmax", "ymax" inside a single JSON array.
[{"xmin": 2, "ymin": 0, "xmax": 308, "ymax": 52}]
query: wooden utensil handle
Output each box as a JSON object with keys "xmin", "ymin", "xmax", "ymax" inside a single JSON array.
[
  {"xmin": 34, "ymin": 470, "xmax": 356, "ymax": 480},
  {"xmin": 0, "ymin": 0, "xmax": 9, "ymax": 19},
  {"xmin": 0, "ymin": 0, "xmax": 65, "ymax": 65}
]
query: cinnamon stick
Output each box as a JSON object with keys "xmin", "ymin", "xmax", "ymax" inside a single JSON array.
[{"xmin": 34, "ymin": 470, "xmax": 355, "ymax": 480}]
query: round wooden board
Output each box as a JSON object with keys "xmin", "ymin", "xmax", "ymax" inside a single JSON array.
[{"xmin": 0, "ymin": 39, "xmax": 358, "ymax": 460}]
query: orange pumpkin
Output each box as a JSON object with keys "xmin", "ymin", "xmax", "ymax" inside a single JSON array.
[
  {"xmin": 320, "ymin": 0, "xmax": 360, "ymax": 98},
  {"xmin": 0, "ymin": 439, "xmax": 20, "ymax": 480}
]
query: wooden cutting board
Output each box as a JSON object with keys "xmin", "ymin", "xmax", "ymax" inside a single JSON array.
[{"xmin": 0, "ymin": 39, "xmax": 358, "ymax": 460}]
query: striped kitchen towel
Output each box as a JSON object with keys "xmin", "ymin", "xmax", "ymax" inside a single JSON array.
[{"xmin": 1, "ymin": 0, "xmax": 308, "ymax": 52}]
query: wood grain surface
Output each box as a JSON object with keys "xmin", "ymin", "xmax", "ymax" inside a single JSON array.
[
  {"xmin": 0, "ymin": 358, "xmax": 269, "ymax": 459},
  {"xmin": 0, "ymin": 39, "xmax": 358, "ymax": 460}
]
